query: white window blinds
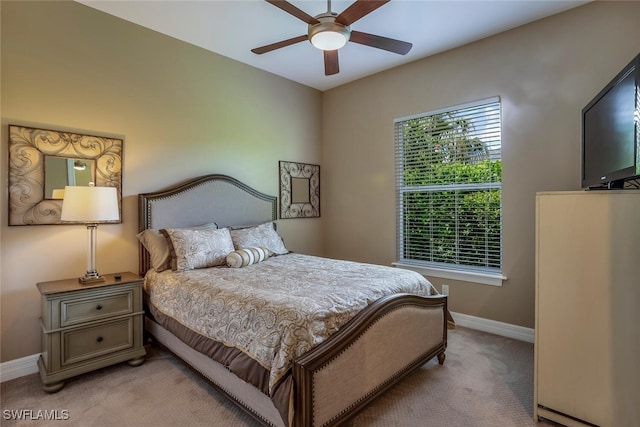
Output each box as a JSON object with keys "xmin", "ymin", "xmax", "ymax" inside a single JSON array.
[{"xmin": 395, "ymin": 98, "xmax": 502, "ymax": 274}]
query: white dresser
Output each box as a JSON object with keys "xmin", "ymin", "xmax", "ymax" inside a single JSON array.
[{"xmin": 534, "ymin": 191, "xmax": 640, "ymax": 426}]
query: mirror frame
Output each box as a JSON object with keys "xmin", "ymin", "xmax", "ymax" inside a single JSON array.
[
  {"xmin": 8, "ymin": 124, "xmax": 123, "ymax": 225},
  {"xmin": 279, "ymin": 161, "xmax": 320, "ymax": 218}
]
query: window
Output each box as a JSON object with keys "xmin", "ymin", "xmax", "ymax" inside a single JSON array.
[{"xmin": 394, "ymin": 98, "xmax": 503, "ymax": 285}]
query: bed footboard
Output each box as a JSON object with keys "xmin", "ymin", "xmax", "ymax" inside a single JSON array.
[{"xmin": 293, "ymin": 293, "xmax": 447, "ymax": 427}]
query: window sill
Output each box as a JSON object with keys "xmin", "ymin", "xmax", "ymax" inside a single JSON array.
[{"xmin": 392, "ymin": 262, "xmax": 506, "ymax": 287}]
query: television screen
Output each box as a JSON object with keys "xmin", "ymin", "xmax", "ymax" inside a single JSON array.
[{"xmin": 581, "ymin": 53, "xmax": 640, "ymax": 189}]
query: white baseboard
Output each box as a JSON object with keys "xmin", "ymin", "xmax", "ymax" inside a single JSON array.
[
  {"xmin": 0, "ymin": 353, "xmax": 40, "ymax": 383},
  {"xmin": 0, "ymin": 313, "xmax": 533, "ymax": 383},
  {"xmin": 450, "ymin": 311, "xmax": 534, "ymax": 343}
]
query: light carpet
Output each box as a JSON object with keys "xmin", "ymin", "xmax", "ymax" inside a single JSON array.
[{"xmin": 1, "ymin": 327, "xmax": 549, "ymax": 426}]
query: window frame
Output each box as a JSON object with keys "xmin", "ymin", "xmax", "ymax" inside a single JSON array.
[{"xmin": 393, "ymin": 97, "xmax": 506, "ymax": 286}]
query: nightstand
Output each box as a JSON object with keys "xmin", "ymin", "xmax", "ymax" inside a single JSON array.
[{"xmin": 37, "ymin": 272, "xmax": 146, "ymax": 392}]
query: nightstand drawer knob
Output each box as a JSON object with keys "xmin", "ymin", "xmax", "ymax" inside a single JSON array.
[
  {"xmin": 96, "ymin": 336, "xmax": 104, "ymax": 343},
  {"xmin": 96, "ymin": 304, "xmax": 103, "ymax": 310}
]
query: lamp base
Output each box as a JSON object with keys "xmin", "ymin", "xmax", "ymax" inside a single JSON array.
[{"xmin": 79, "ymin": 273, "xmax": 105, "ymax": 284}]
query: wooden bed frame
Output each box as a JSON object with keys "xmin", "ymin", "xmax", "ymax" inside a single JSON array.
[{"xmin": 138, "ymin": 174, "xmax": 448, "ymax": 427}]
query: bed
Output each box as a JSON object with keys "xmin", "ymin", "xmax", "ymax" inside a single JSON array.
[{"xmin": 138, "ymin": 174, "xmax": 448, "ymax": 427}]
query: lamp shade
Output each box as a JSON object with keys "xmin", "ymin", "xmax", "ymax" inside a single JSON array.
[{"xmin": 61, "ymin": 186, "xmax": 119, "ymax": 222}]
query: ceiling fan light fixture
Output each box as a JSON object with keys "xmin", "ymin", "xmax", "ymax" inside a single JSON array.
[{"xmin": 309, "ymin": 20, "xmax": 350, "ymax": 51}]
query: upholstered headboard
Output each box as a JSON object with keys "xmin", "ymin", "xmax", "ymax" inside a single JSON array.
[{"xmin": 138, "ymin": 174, "xmax": 277, "ymax": 275}]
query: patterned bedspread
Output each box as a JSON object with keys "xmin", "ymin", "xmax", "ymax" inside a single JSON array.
[{"xmin": 144, "ymin": 253, "xmax": 436, "ymax": 394}]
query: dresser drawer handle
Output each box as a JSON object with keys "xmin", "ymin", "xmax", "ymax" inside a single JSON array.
[
  {"xmin": 96, "ymin": 336, "xmax": 104, "ymax": 343},
  {"xmin": 96, "ymin": 304, "xmax": 103, "ymax": 310}
]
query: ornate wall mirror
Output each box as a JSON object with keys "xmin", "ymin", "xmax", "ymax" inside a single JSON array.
[
  {"xmin": 279, "ymin": 161, "xmax": 320, "ymax": 218},
  {"xmin": 8, "ymin": 125, "xmax": 122, "ymax": 225}
]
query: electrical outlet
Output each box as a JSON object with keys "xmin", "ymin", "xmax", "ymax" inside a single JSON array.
[{"xmin": 441, "ymin": 284, "xmax": 449, "ymax": 296}]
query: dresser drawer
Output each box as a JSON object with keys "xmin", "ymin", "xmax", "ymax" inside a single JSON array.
[
  {"xmin": 62, "ymin": 318, "xmax": 133, "ymax": 366},
  {"xmin": 61, "ymin": 290, "xmax": 133, "ymax": 327}
]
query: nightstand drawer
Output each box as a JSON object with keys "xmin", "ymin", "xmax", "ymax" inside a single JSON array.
[
  {"xmin": 61, "ymin": 290, "xmax": 133, "ymax": 327},
  {"xmin": 62, "ymin": 318, "xmax": 133, "ymax": 366}
]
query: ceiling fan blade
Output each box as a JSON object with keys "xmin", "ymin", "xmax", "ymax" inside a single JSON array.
[
  {"xmin": 349, "ymin": 30, "xmax": 412, "ymax": 55},
  {"xmin": 265, "ymin": 0, "xmax": 319, "ymax": 25},
  {"xmin": 251, "ymin": 35, "xmax": 308, "ymax": 54},
  {"xmin": 335, "ymin": 0, "xmax": 389, "ymax": 26},
  {"xmin": 324, "ymin": 50, "xmax": 339, "ymax": 75}
]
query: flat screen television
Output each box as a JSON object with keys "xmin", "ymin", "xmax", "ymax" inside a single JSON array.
[{"xmin": 581, "ymin": 52, "xmax": 640, "ymax": 189}]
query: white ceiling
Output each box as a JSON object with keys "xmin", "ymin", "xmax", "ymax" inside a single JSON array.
[{"xmin": 78, "ymin": 0, "xmax": 590, "ymax": 91}]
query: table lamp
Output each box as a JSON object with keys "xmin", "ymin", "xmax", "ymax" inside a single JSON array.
[{"xmin": 61, "ymin": 185, "xmax": 119, "ymax": 284}]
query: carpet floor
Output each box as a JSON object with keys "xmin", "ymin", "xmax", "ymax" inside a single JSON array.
[{"xmin": 1, "ymin": 327, "xmax": 551, "ymax": 426}]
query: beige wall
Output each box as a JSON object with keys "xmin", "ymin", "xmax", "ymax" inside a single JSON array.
[
  {"xmin": 0, "ymin": 1, "xmax": 322, "ymax": 362},
  {"xmin": 322, "ymin": 2, "xmax": 640, "ymax": 329}
]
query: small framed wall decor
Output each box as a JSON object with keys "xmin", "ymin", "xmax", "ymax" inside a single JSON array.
[{"xmin": 279, "ymin": 161, "xmax": 320, "ymax": 218}]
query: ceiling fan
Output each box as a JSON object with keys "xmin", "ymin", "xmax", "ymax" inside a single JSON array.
[{"xmin": 251, "ymin": 0, "xmax": 412, "ymax": 76}]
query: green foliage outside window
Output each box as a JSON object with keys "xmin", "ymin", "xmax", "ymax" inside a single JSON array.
[{"xmin": 399, "ymin": 110, "xmax": 502, "ymax": 270}]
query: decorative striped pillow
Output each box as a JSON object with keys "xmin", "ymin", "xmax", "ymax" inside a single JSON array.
[{"xmin": 226, "ymin": 247, "xmax": 269, "ymax": 268}]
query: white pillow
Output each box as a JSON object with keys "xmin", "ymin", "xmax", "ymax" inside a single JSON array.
[{"xmin": 230, "ymin": 222, "xmax": 289, "ymax": 256}]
